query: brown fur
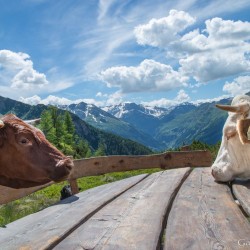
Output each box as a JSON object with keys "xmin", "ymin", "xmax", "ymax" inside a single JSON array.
[{"xmin": 0, "ymin": 114, "xmax": 73, "ymax": 188}]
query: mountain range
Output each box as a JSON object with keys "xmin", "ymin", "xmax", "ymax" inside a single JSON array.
[
  {"xmin": 0, "ymin": 96, "xmax": 152, "ymax": 155},
  {"xmin": 1, "ymin": 93, "xmax": 247, "ymax": 152},
  {"xmin": 61, "ymin": 98, "xmax": 232, "ymax": 150}
]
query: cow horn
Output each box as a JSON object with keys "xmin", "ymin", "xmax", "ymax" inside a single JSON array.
[
  {"xmin": 237, "ymin": 119, "xmax": 250, "ymax": 144},
  {"xmin": 0, "ymin": 120, "xmax": 4, "ymax": 129},
  {"xmin": 216, "ymin": 103, "xmax": 250, "ymax": 113}
]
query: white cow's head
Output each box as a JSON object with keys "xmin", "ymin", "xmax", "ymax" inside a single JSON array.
[{"xmin": 211, "ymin": 95, "xmax": 250, "ymax": 182}]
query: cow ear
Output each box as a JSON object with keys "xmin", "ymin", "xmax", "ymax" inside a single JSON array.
[
  {"xmin": 0, "ymin": 120, "xmax": 4, "ymax": 129},
  {"xmin": 237, "ymin": 119, "xmax": 250, "ymax": 144}
]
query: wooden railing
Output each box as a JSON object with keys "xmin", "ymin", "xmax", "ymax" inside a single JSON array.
[{"xmin": 0, "ymin": 150, "xmax": 213, "ymax": 205}]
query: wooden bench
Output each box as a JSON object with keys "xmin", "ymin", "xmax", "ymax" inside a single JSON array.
[{"xmin": 1, "ymin": 151, "xmax": 250, "ymax": 249}]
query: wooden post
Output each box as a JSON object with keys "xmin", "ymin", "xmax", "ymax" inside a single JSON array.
[{"xmin": 69, "ymin": 179, "xmax": 79, "ymax": 195}]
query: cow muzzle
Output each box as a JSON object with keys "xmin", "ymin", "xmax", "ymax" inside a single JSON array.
[
  {"xmin": 50, "ymin": 157, "xmax": 74, "ymax": 182},
  {"xmin": 211, "ymin": 163, "xmax": 234, "ymax": 182}
]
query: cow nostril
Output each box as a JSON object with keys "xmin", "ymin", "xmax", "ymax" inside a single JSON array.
[
  {"xmin": 211, "ymin": 169, "xmax": 215, "ymax": 178},
  {"xmin": 65, "ymin": 164, "xmax": 73, "ymax": 171}
]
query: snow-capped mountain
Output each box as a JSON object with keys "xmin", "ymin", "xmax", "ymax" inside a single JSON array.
[
  {"xmin": 60, "ymin": 102, "xmax": 164, "ymax": 150},
  {"xmin": 103, "ymin": 102, "xmax": 170, "ymax": 119},
  {"xmin": 60, "ymin": 95, "xmax": 237, "ymax": 150}
]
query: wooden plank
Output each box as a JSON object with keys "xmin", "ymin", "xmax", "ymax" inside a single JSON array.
[
  {"xmin": 0, "ymin": 182, "xmax": 52, "ymax": 205},
  {"xmin": 233, "ymin": 179, "xmax": 250, "ymax": 217},
  {"xmin": 165, "ymin": 168, "xmax": 250, "ymax": 250},
  {"xmin": 71, "ymin": 150, "xmax": 212, "ymax": 179},
  {"xmin": 54, "ymin": 168, "xmax": 191, "ymax": 250},
  {"xmin": 0, "ymin": 174, "xmax": 147, "ymax": 250}
]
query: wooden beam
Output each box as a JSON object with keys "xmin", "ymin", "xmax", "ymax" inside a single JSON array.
[
  {"xmin": 0, "ymin": 150, "xmax": 212, "ymax": 205},
  {"xmin": 0, "ymin": 182, "xmax": 52, "ymax": 205},
  {"xmin": 71, "ymin": 150, "xmax": 212, "ymax": 179}
]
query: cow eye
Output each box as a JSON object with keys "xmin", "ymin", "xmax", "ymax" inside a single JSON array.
[{"xmin": 19, "ymin": 137, "xmax": 30, "ymax": 145}]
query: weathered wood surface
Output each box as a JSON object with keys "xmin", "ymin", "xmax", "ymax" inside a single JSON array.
[
  {"xmin": 72, "ymin": 150, "xmax": 212, "ymax": 179},
  {"xmin": 0, "ymin": 182, "xmax": 52, "ymax": 205},
  {"xmin": 55, "ymin": 168, "xmax": 191, "ymax": 250},
  {"xmin": 165, "ymin": 168, "xmax": 250, "ymax": 250},
  {"xmin": 0, "ymin": 174, "xmax": 147, "ymax": 250},
  {"xmin": 233, "ymin": 179, "xmax": 250, "ymax": 217}
]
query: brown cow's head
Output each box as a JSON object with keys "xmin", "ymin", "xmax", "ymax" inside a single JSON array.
[{"xmin": 0, "ymin": 114, "xmax": 74, "ymax": 189}]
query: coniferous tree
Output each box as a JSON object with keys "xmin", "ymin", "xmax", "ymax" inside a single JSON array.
[
  {"xmin": 39, "ymin": 110, "xmax": 57, "ymax": 144},
  {"xmin": 94, "ymin": 143, "xmax": 106, "ymax": 156},
  {"xmin": 40, "ymin": 107, "xmax": 92, "ymax": 159}
]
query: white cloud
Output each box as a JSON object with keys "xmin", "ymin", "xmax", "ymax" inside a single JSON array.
[
  {"xmin": 0, "ymin": 50, "xmax": 49, "ymax": 90},
  {"xmin": 223, "ymin": 76, "xmax": 250, "ymax": 95},
  {"xmin": 175, "ymin": 89, "xmax": 190, "ymax": 102},
  {"xmin": 19, "ymin": 95, "xmax": 42, "ymax": 105},
  {"xmin": 11, "ymin": 68, "xmax": 48, "ymax": 89},
  {"xmin": 0, "ymin": 50, "xmax": 32, "ymax": 70},
  {"xmin": 134, "ymin": 9, "xmax": 196, "ymax": 48},
  {"xmin": 179, "ymin": 48, "xmax": 250, "ymax": 82},
  {"xmin": 100, "ymin": 59, "xmax": 188, "ymax": 93},
  {"xmin": 141, "ymin": 89, "xmax": 190, "ymax": 107},
  {"xmin": 192, "ymin": 95, "xmax": 230, "ymax": 105},
  {"xmin": 205, "ymin": 17, "xmax": 250, "ymax": 41},
  {"xmin": 20, "ymin": 95, "xmax": 105, "ymax": 107},
  {"xmin": 173, "ymin": 18, "xmax": 250, "ymax": 82},
  {"xmin": 133, "ymin": 11, "xmax": 250, "ymax": 84},
  {"xmin": 105, "ymin": 91, "xmax": 123, "ymax": 106}
]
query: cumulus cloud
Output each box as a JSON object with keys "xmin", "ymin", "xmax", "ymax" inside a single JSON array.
[
  {"xmin": 205, "ymin": 18, "xmax": 250, "ymax": 41},
  {"xmin": 177, "ymin": 18, "xmax": 250, "ymax": 82},
  {"xmin": 141, "ymin": 89, "xmax": 190, "ymax": 107},
  {"xmin": 11, "ymin": 68, "xmax": 48, "ymax": 89},
  {"xmin": 175, "ymin": 89, "xmax": 190, "ymax": 102},
  {"xmin": 133, "ymin": 11, "xmax": 250, "ymax": 84},
  {"xmin": 223, "ymin": 76, "xmax": 250, "ymax": 95},
  {"xmin": 179, "ymin": 48, "xmax": 250, "ymax": 82},
  {"xmin": 134, "ymin": 9, "xmax": 196, "ymax": 48},
  {"xmin": 0, "ymin": 50, "xmax": 48, "ymax": 90},
  {"xmin": 100, "ymin": 59, "xmax": 187, "ymax": 93},
  {"xmin": 20, "ymin": 95, "xmax": 105, "ymax": 107},
  {"xmin": 105, "ymin": 91, "xmax": 123, "ymax": 106}
]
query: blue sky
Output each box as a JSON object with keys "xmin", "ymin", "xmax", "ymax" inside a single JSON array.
[{"xmin": 0, "ymin": 0, "xmax": 250, "ymax": 107}]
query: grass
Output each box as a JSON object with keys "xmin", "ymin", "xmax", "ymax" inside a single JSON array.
[{"xmin": 0, "ymin": 168, "xmax": 160, "ymax": 227}]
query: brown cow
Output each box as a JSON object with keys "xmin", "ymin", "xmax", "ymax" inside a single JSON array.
[{"xmin": 0, "ymin": 114, "xmax": 73, "ymax": 189}]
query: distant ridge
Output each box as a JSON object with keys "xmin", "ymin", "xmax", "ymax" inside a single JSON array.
[
  {"xmin": 0, "ymin": 96, "xmax": 152, "ymax": 155},
  {"xmin": 2, "ymin": 93, "xmax": 247, "ymax": 150}
]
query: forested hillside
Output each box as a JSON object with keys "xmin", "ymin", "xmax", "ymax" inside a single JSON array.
[{"xmin": 0, "ymin": 96, "xmax": 152, "ymax": 156}]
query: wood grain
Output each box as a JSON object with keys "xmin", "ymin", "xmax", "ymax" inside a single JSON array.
[
  {"xmin": 0, "ymin": 174, "xmax": 147, "ymax": 250},
  {"xmin": 71, "ymin": 150, "xmax": 212, "ymax": 179},
  {"xmin": 233, "ymin": 179, "xmax": 250, "ymax": 216},
  {"xmin": 54, "ymin": 168, "xmax": 191, "ymax": 250},
  {"xmin": 0, "ymin": 182, "xmax": 52, "ymax": 205},
  {"xmin": 165, "ymin": 168, "xmax": 250, "ymax": 250}
]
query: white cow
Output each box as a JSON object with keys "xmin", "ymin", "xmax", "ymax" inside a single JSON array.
[{"xmin": 211, "ymin": 94, "xmax": 250, "ymax": 182}]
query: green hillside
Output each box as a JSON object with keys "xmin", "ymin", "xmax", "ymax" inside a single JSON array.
[{"xmin": 0, "ymin": 96, "xmax": 152, "ymax": 156}]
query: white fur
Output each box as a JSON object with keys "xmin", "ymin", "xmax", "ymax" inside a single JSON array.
[{"xmin": 211, "ymin": 95, "xmax": 250, "ymax": 182}]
